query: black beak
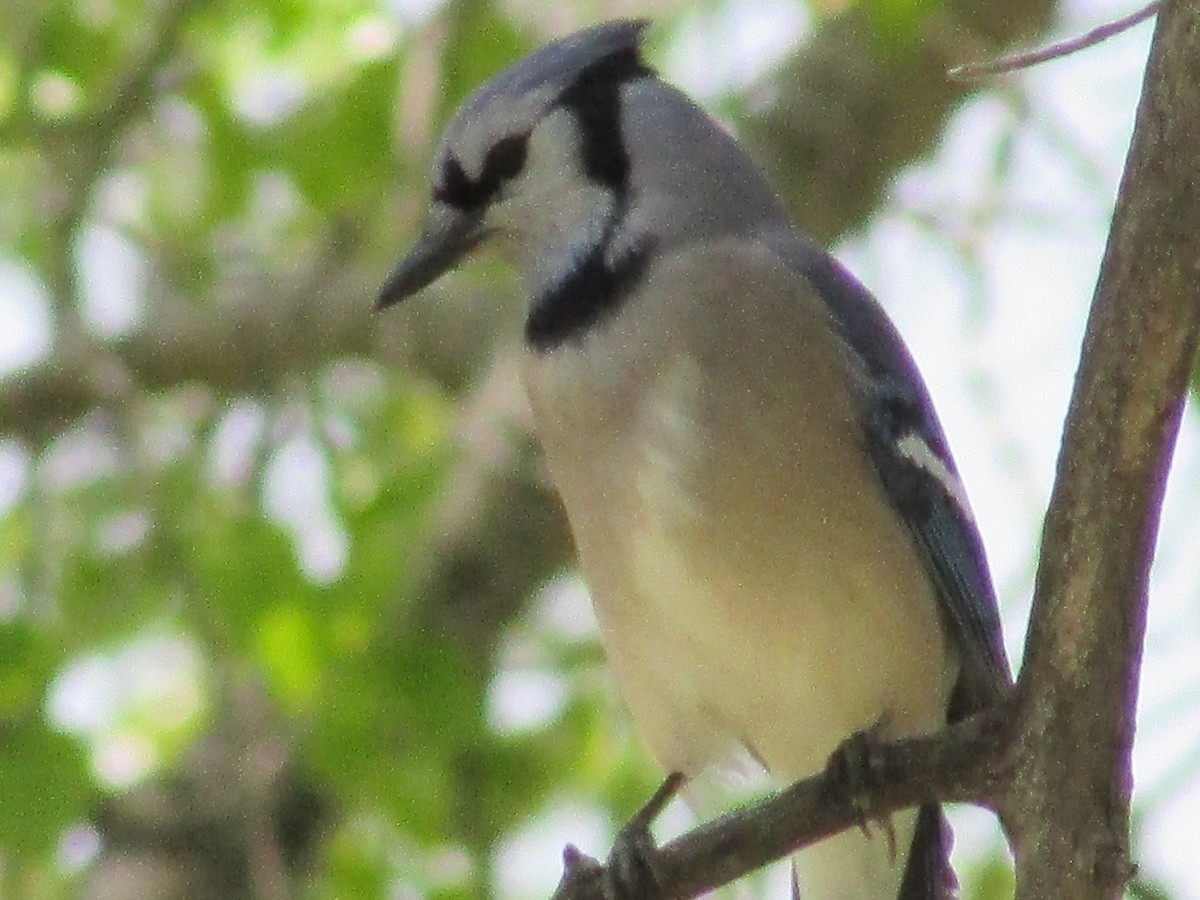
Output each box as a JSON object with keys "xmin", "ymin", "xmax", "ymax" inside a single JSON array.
[{"xmin": 376, "ymin": 206, "xmax": 484, "ymax": 309}]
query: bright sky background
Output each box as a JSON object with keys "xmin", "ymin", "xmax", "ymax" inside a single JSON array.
[{"xmin": 2, "ymin": 0, "xmax": 1197, "ymax": 896}]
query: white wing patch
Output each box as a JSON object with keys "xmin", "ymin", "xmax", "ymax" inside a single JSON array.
[{"xmin": 894, "ymin": 431, "xmax": 974, "ymax": 521}]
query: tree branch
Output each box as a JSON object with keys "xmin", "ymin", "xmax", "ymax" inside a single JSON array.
[
  {"xmin": 551, "ymin": 709, "xmax": 1013, "ymax": 900},
  {"xmin": 0, "ymin": 257, "xmax": 374, "ymax": 446},
  {"xmin": 41, "ymin": 0, "xmax": 203, "ymax": 335},
  {"xmin": 949, "ymin": 2, "xmax": 1160, "ymax": 81},
  {"xmin": 1005, "ymin": 0, "xmax": 1200, "ymax": 896}
]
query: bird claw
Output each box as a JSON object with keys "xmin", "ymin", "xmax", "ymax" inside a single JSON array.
[
  {"xmin": 602, "ymin": 772, "xmax": 685, "ymax": 900},
  {"xmin": 825, "ymin": 728, "xmax": 898, "ymax": 859}
]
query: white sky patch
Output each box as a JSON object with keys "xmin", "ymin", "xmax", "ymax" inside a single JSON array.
[
  {"xmin": 0, "ymin": 441, "xmax": 29, "ymax": 516},
  {"xmin": 95, "ymin": 169, "xmax": 150, "ymax": 228},
  {"xmin": 262, "ymin": 433, "xmax": 348, "ymax": 582},
  {"xmin": 47, "ymin": 635, "xmax": 207, "ymax": 787},
  {"xmin": 493, "ymin": 797, "xmax": 612, "ymax": 899},
  {"xmin": 75, "ymin": 224, "xmax": 146, "ymax": 337},
  {"xmin": 486, "ymin": 667, "xmax": 569, "ymax": 734},
  {"xmin": 0, "ymin": 259, "xmax": 52, "ymax": 375},
  {"xmin": 346, "ymin": 15, "xmax": 400, "ymax": 62},
  {"xmin": 384, "ymin": 0, "xmax": 447, "ymax": 28},
  {"xmin": 93, "ymin": 730, "xmax": 157, "ymax": 787},
  {"xmin": 662, "ymin": 0, "xmax": 809, "ymax": 101},
  {"xmin": 37, "ymin": 424, "xmax": 124, "ymax": 490},
  {"xmin": 29, "ymin": 70, "xmax": 83, "ymax": 118},
  {"xmin": 207, "ymin": 400, "xmax": 267, "ymax": 487},
  {"xmin": 533, "ymin": 574, "xmax": 598, "ymax": 641},
  {"xmin": 232, "ymin": 64, "xmax": 309, "ymax": 128},
  {"xmin": 58, "ymin": 825, "xmax": 101, "ymax": 874}
]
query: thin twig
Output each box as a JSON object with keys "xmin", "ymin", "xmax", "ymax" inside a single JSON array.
[{"xmin": 949, "ymin": 1, "xmax": 1160, "ymax": 81}]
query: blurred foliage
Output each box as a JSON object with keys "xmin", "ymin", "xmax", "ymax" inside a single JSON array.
[{"xmin": 0, "ymin": 0, "xmax": 1169, "ymax": 898}]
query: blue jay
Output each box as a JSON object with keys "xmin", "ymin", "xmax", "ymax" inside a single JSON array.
[{"xmin": 378, "ymin": 20, "xmax": 1011, "ymax": 899}]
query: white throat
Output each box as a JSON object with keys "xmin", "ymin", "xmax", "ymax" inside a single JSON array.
[{"xmin": 489, "ymin": 109, "xmax": 622, "ymax": 297}]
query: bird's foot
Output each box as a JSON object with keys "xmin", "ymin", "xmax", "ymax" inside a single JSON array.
[
  {"xmin": 825, "ymin": 727, "xmax": 898, "ymax": 859},
  {"xmin": 603, "ymin": 772, "xmax": 686, "ymax": 900}
]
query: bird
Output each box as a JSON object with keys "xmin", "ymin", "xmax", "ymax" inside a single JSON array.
[{"xmin": 378, "ymin": 19, "xmax": 1011, "ymax": 899}]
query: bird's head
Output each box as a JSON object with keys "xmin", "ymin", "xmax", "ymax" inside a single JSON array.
[
  {"xmin": 377, "ymin": 20, "xmax": 653, "ymax": 310},
  {"xmin": 378, "ymin": 20, "xmax": 794, "ymax": 349}
]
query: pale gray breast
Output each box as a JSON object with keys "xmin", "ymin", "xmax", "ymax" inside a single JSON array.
[
  {"xmin": 521, "ymin": 236, "xmax": 955, "ymax": 778},
  {"xmin": 520, "ymin": 235, "xmax": 900, "ymax": 619}
]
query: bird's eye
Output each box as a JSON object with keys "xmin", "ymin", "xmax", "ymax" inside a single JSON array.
[
  {"xmin": 431, "ymin": 135, "xmax": 529, "ymax": 212},
  {"xmin": 487, "ymin": 134, "xmax": 529, "ymax": 183},
  {"xmin": 433, "ymin": 155, "xmax": 475, "ymax": 209}
]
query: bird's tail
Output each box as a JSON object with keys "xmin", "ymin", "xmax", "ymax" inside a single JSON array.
[
  {"xmin": 792, "ymin": 803, "xmax": 936, "ymax": 899},
  {"xmin": 897, "ymin": 803, "xmax": 956, "ymax": 899}
]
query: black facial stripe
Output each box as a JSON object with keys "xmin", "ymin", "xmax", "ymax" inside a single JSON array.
[
  {"xmin": 433, "ymin": 132, "xmax": 529, "ymax": 212},
  {"xmin": 525, "ymin": 238, "xmax": 652, "ymax": 351},
  {"xmin": 555, "ymin": 46, "xmax": 651, "ymax": 189},
  {"xmin": 522, "ymin": 48, "xmax": 653, "ymax": 349},
  {"xmin": 432, "ymin": 46, "xmax": 648, "ymax": 212}
]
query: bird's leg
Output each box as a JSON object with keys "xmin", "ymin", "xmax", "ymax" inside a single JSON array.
[
  {"xmin": 604, "ymin": 772, "xmax": 686, "ymax": 900},
  {"xmin": 825, "ymin": 726, "xmax": 898, "ymax": 859}
]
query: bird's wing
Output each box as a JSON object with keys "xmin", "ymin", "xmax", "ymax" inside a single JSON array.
[{"xmin": 782, "ymin": 239, "xmax": 1012, "ymax": 718}]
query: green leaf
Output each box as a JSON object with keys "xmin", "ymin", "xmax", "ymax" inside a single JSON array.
[
  {"xmin": 435, "ymin": 0, "xmax": 530, "ymax": 127},
  {"xmin": 963, "ymin": 851, "xmax": 1016, "ymax": 900},
  {"xmin": 0, "ymin": 721, "xmax": 93, "ymax": 862},
  {"xmin": 0, "ymin": 624, "xmax": 58, "ymax": 719},
  {"xmin": 270, "ymin": 58, "xmax": 400, "ymax": 208},
  {"xmin": 256, "ymin": 602, "xmax": 321, "ymax": 711},
  {"xmin": 862, "ymin": 0, "xmax": 941, "ymax": 52}
]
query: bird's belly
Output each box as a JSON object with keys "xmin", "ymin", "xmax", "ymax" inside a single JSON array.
[
  {"xmin": 566, "ymin": 436, "xmax": 954, "ymax": 786},
  {"xmin": 525, "ymin": 345, "xmax": 954, "ymax": 785}
]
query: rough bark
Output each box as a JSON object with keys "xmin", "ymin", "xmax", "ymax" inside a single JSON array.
[{"xmin": 1007, "ymin": 0, "xmax": 1200, "ymax": 895}]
